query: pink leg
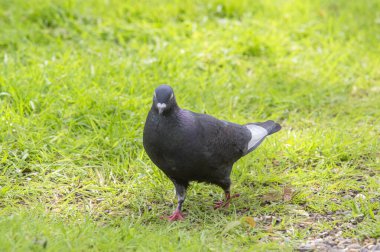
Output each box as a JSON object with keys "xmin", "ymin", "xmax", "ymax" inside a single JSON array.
[
  {"xmin": 214, "ymin": 192, "xmax": 240, "ymax": 209},
  {"xmin": 161, "ymin": 182, "xmax": 187, "ymax": 221}
]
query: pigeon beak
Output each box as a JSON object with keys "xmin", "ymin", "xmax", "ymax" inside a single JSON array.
[{"xmin": 157, "ymin": 103, "xmax": 167, "ymax": 114}]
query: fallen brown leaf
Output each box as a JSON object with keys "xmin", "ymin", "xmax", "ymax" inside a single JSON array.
[
  {"xmin": 283, "ymin": 185, "xmax": 293, "ymax": 202},
  {"xmin": 242, "ymin": 216, "xmax": 256, "ymax": 228}
]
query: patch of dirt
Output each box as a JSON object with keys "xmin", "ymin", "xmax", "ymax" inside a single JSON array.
[
  {"xmin": 296, "ymin": 211, "xmax": 380, "ymax": 251},
  {"xmin": 298, "ymin": 238, "xmax": 380, "ymax": 251}
]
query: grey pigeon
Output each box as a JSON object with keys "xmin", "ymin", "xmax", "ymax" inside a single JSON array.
[{"xmin": 143, "ymin": 85, "xmax": 281, "ymax": 221}]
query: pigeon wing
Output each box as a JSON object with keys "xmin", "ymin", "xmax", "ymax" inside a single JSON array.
[{"xmin": 191, "ymin": 112, "xmax": 251, "ymax": 166}]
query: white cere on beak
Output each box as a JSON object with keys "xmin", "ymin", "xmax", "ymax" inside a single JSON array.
[{"xmin": 157, "ymin": 103, "xmax": 167, "ymax": 114}]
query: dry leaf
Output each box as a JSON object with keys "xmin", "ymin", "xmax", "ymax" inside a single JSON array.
[
  {"xmin": 272, "ymin": 159, "xmax": 280, "ymax": 166},
  {"xmin": 262, "ymin": 191, "xmax": 282, "ymax": 202},
  {"xmin": 242, "ymin": 216, "xmax": 256, "ymax": 228},
  {"xmin": 283, "ymin": 185, "xmax": 293, "ymax": 202}
]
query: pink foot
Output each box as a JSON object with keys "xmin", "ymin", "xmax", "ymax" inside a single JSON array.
[
  {"xmin": 214, "ymin": 200, "xmax": 229, "ymax": 209},
  {"xmin": 161, "ymin": 209, "xmax": 184, "ymax": 221},
  {"xmin": 214, "ymin": 193, "xmax": 240, "ymax": 209}
]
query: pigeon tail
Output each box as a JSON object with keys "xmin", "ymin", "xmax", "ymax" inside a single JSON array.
[
  {"xmin": 252, "ymin": 120, "xmax": 281, "ymax": 135},
  {"xmin": 244, "ymin": 120, "xmax": 281, "ymax": 154}
]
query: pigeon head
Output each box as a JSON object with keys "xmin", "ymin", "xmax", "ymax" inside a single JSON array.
[{"xmin": 152, "ymin": 84, "xmax": 178, "ymax": 115}]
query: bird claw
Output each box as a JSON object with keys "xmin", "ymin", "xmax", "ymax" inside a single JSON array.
[
  {"xmin": 161, "ymin": 209, "xmax": 185, "ymax": 221},
  {"xmin": 214, "ymin": 193, "xmax": 240, "ymax": 209},
  {"xmin": 231, "ymin": 193, "xmax": 240, "ymax": 199},
  {"xmin": 213, "ymin": 200, "xmax": 230, "ymax": 209}
]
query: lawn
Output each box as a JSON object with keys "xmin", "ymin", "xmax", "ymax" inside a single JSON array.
[{"xmin": 0, "ymin": 0, "xmax": 379, "ymax": 251}]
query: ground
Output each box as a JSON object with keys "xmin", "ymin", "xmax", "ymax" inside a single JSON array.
[{"xmin": 0, "ymin": 0, "xmax": 379, "ymax": 251}]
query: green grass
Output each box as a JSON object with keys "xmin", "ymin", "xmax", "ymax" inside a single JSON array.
[{"xmin": 0, "ymin": 0, "xmax": 379, "ymax": 251}]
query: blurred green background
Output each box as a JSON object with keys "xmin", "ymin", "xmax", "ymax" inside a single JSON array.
[{"xmin": 0, "ymin": 0, "xmax": 379, "ymax": 251}]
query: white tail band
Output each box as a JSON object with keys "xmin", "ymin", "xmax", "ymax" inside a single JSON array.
[{"xmin": 246, "ymin": 124, "xmax": 268, "ymax": 150}]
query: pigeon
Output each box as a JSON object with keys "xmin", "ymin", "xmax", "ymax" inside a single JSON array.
[{"xmin": 143, "ymin": 84, "xmax": 281, "ymax": 221}]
